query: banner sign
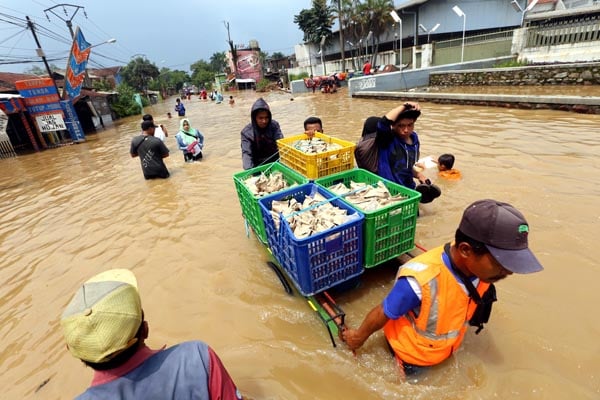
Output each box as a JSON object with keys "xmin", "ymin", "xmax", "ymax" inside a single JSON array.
[
  {"xmin": 64, "ymin": 27, "xmax": 91, "ymax": 100},
  {"xmin": 15, "ymin": 78, "xmax": 66, "ymax": 133},
  {"xmin": 35, "ymin": 113, "xmax": 67, "ymax": 132},
  {"xmin": 60, "ymin": 100, "xmax": 85, "ymax": 141},
  {"xmin": 234, "ymin": 50, "xmax": 262, "ymax": 81}
]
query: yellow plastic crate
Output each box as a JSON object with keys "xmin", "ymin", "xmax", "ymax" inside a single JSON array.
[{"xmin": 277, "ymin": 132, "xmax": 356, "ymax": 179}]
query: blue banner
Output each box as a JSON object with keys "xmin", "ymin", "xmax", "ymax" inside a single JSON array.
[
  {"xmin": 60, "ymin": 100, "xmax": 85, "ymax": 142},
  {"xmin": 27, "ymin": 102, "xmax": 63, "ymax": 114},
  {"xmin": 17, "ymin": 86, "xmax": 58, "ymax": 97},
  {"xmin": 64, "ymin": 27, "xmax": 92, "ymax": 100}
]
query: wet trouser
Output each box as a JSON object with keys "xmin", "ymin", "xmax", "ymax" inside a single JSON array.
[{"xmin": 183, "ymin": 151, "xmax": 203, "ymax": 162}]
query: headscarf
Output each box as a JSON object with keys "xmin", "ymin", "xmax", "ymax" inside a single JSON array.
[{"xmin": 178, "ymin": 118, "xmax": 197, "ymax": 145}]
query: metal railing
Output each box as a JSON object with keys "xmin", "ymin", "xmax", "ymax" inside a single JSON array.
[
  {"xmin": 0, "ymin": 133, "xmax": 17, "ymax": 158},
  {"xmin": 526, "ymin": 15, "xmax": 600, "ymax": 47}
]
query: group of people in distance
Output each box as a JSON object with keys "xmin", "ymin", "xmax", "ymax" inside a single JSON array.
[{"xmin": 90, "ymin": 97, "xmax": 545, "ymax": 398}]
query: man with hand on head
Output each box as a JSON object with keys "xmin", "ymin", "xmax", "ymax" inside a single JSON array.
[
  {"xmin": 61, "ymin": 268, "xmax": 244, "ymax": 399},
  {"xmin": 340, "ymin": 199, "xmax": 544, "ymax": 376}
]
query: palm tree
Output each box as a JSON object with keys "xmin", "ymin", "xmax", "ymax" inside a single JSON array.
[
  {"xmin": 294, "ymin": 0, "xmax": 333, "ymax": 74},
  {"xmin": 360, "ymin": 0, "xmax": 394, "ymax": 66},
  {"xmin": 331, "ymin": 0, "xmax": 357, "ymax": 72}
]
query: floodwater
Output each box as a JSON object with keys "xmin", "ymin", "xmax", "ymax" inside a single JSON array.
[{"xmin": 1, "ymin": 87, "xmax": 599, "ymax": 400}]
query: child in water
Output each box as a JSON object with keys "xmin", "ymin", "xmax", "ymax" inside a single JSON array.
[{"xmin": 437, "ymin": 153, "xmax": 462, "ymax": 180}]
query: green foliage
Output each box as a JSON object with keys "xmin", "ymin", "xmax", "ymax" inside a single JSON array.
[
  {"xmin": 255, "ymin": 78, "xmax": 271, "ymax": 92},
  {"xmin": 495, "ymin": 59, "xmax": 530, "ymax": 68},
  {"xmin": 209, "ymin": 52, "xmax": 228, "ymax": 72},
  {"xmin": 149, "ymin": 68, "xmax": 190, "ymax": 92},
  {"xmin": 24, "ymin": 63, "xmax": 61, "ymax": 75},
  {"xmin": 92, "ymin": 79, "xmax": 114, "ymax": 92},
  {"xmin": 121, "ymin": 57, "xmax": 160, "ymax": 91},
  {"xmin": 271, "ymin": 52, "xmax": 286, "ymax": 60},
  {"xmin": 289, "ymin": 72, "xmax": 310, "ymax": 81},
  {"xmin": 294, "ymin": 0, "xmax": 333, "ymax": 44},
  {"xmin": 110, "ymin": 84, "xmax": 143, "ymax": 118},
  {"xmin": 190, "ymin": 59, "xmax": 216, "ymax": 88}
]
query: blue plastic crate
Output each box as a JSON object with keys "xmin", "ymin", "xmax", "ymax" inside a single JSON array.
[{"xmin": 259, "ymin": 183, "xmax": 364, "ymax": 296}]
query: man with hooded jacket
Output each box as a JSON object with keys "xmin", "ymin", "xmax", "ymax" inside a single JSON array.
[{"xmin": 241, "ymin": 98, "xmax": 283, "ymax": 169}]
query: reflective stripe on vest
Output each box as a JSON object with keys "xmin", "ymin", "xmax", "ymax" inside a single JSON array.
[
  {"xmin": 384, "ymin": 245, "xmax": 488, "ymax": 366},
  {"xmin": 404, "ymin": 277, "xmax": 463, "ymax": 341}
]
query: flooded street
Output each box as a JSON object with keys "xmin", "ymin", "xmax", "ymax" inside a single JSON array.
[{"xmin": 1, "ymin": 87, "xmax": 599, "ymax": 399}]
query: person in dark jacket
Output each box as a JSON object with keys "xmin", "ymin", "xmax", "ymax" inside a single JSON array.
[
  {"xmin": 375, "ymin": 102, "xmax": 427, "ymax": 189},
  {"xmin": 240, "ymin": 98, "xmax": 283, "ymax": 169}
]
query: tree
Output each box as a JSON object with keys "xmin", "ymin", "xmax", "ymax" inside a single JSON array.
[
  {"xmin": 24, "ymin": 63, "xmax": 60, "ymax": 76},
  {"xmin": 110, "ymin": 83, "xmax": 145, "ymax": 118},
  {"xmin": 121, "ymin": 57, "xmax": 160, "ymax": 92},
  {"xmin": 271, "ymin": 52, "xmax": 286, "ymax": 60},
  {"xmin": 190, "ymin": 59, "xmax": 215, "ymax": 89},
  {"xmin": 209, "ymin": 52, "xmax": 228, "ymax": 73},
  {"xmin": 294, "ymin": 0, "xmax": 333, "ymax": 45},
  {"xmin": 331, "ymin": 0, "xmax": 358, "ymax": 71},
  {"xmin": 362, "ymin": 0, "xmax": 395, "ymax": 66},
  {"xmin": 148, "ymin": 68, "xmax": 189, "ymax": 97}
]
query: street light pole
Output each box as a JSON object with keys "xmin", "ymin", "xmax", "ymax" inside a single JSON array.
[
  {"xmin": 419, "ymin": 23, "xmax": 440, "ymax": 44},
  {"xmin": 511, "ymin": 0, "xmax": 539, "ymax": 27},
  {"xmin": 390, "ymin": 11, "xmax": 402, "ymax": 69},
  {"xmin": 320, "ymin": 36, "xmax": 326, "ymax": 75},
  {"xmin": 452, "ymin": 5, "xmax": 466, "ymax": 63}
]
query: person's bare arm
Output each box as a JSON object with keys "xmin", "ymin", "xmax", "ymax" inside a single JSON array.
[
  {"xmin": 340, "ymin": 303, "xmax": 389, "ymax": 351},
  {"xmin": 384, "ymin": 102, "xmax": 421, "ymax": 122}
]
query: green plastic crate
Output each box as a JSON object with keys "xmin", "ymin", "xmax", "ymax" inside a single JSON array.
[
  {"xmin": 233, "ymin": 162, "xmax": 309, "ymax": 244},
  {"xmin": 315, "ymin": 169, "xmax": 421, "ymax": 268}
]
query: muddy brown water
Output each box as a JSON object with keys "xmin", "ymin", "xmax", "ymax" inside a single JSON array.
[{"xmin": 1, "ymin": 88, "xmax": 599, "ymax": 399}]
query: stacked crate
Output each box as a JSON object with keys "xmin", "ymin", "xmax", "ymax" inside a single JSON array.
[
  {"xmin": 233, "ymin": 162, "xmax": 308, "ymax": 245},
  {"xmin": 277, "ymin": 132, "xmax": 355, "ymax": 180},
  {"xmin": 258, "ymin": 183, "xmax": 364, "ymax": 296},
  {"xmin": 315, "ymin": 169, "xmax": 421, "ymax": 268}
]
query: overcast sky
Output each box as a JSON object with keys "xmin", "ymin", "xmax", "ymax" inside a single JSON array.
[{"xmin": 0, "ymin": 0, "xmax": 310, "ymax": 74}]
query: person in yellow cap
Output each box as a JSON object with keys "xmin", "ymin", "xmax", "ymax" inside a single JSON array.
[
  {"xmin": 61, "ymin": 269, "xmax": 243, "ymax": 399},
  {"xmin": 340, "ymin": 199, "xmax": 544, "ymax": 376}
]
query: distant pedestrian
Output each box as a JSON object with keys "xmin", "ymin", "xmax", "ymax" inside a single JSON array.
[
  {"xmin": 175, "ymin": 118, "xmax": 204, "ymax": 162},
  {"xmin": 175, "ymin": 98, "xmax": 186, "ymax": 117},
  {"xmin": 362, "ymin": 59, "xmax": 372, "ymax": 75},
  {"xmin": 142, "ymin": 114, "xmax": 168, "ymax": 142},
  {"xmin": 229, "ymin": 95, "xmax": 235, "ymax": 106},
  {"xmin": 130, "ymin": 120, "xmax": 170, "ymax": 179}
]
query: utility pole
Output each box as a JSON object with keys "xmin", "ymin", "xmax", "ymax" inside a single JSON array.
[
  {"xmin": 224, "ymin": 21, "xmax": 238, "ymax": 76},
  {"xmin": 25, "ymin": 16, "xmax": 60, "ymax": 95},
  {"xmin": 45, "ymin": 4, "xmax": 92, "ymax": 92},
  {"xmin": 44, "ymin": 4, "xmax": 86, "ymax": 39}
]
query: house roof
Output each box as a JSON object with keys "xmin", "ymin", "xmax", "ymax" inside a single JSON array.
[
  {"xmin": 87, "ymin": 66, "xmax": 122, "ymax": 78},
  {"xmin": 0, "ymin": 72, "xmax": 43, "ymax": 92}
]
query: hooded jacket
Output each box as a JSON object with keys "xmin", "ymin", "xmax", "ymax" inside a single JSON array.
[{"xmin": 240, "ymin": 98, "xmax": 283, "ymax": 169}]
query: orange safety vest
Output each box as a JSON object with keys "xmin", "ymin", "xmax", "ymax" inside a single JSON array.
[{"xmin": 383, "ymin": 245, "xmax": 489, "ymax": 366}]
